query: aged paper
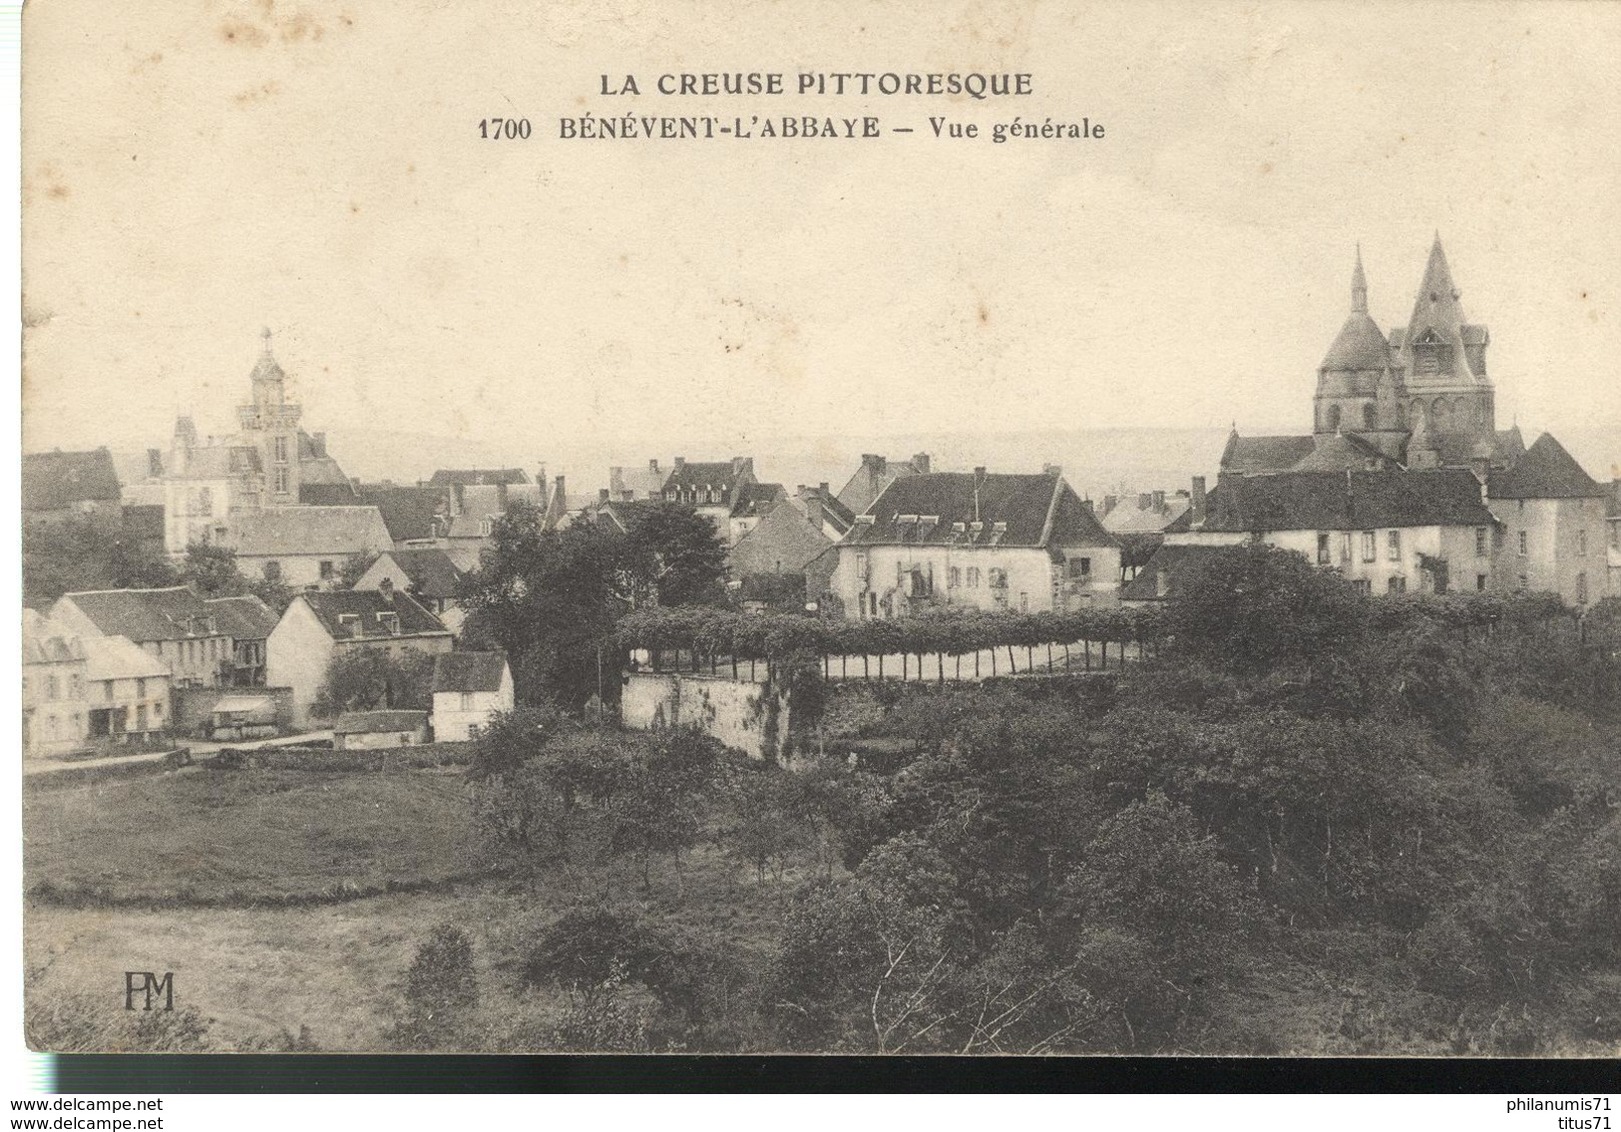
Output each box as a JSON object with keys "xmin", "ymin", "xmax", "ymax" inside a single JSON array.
[{"xmin": 19, "ymin": 0, "xmax": 1621, "ymax": 1056}]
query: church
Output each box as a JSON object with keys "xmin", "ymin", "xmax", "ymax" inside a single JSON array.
[{"xmin": 1174, "ymin": 237, "xmax": 1610, "ymax": 609}]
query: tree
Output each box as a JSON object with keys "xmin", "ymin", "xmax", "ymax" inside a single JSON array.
[
  {"xmin": 338, "ymin": 551, "xmax": 379, "ymax": 589},
  {"xmin": 177, "ymin": 541, "xmax": 296, "ymax": 613},
  {"xmin": 310, "ymin": 647, "xmax": 435, "ymax": 719},
  {"xmin": 387, "ymin": 924, "xmax": 479, "ymax": 1050},
  {"xmin": 620, "ymin": 503, "xmax": 728, "ymax": 609},
  {"xmin": 23, "ymin": 517, "xmax": 177, "ymax": 607}
]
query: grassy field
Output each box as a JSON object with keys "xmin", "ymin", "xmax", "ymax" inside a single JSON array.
[
  {"xmin": 24, "ymin": 766, "xmax": 481, "ymax": 903},
  {"xmin": 23, "ymin": 763, "xmax": 796, "ymax": 1051}
]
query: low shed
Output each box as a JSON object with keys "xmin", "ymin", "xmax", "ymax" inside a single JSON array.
[{"xmin": 332, "ymin": 710, "xmax": 431, "ymax": 750}]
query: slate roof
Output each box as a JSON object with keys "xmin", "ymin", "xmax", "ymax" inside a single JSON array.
[
  {"xmin": 334, "ymin": 710, "xmax": 429, "ymax": 735},
  {"xmin": 1292, "ymin": 431, "xmax": 1393, "ymax": 473},
  {"xmin": 1219, "ymin": 433, "xmax": 1318, "ymax": 475},
  {"xmin": 664, "ymin": 460, "xmax": 751, "ymax": 494},
  {"xmin": 296, "ymin": 590, "xmax": 450, "ymax": 641},
  {"xmin": 1101, "ymin": 495, "xmax": 1192, "ymax": 534},
  {"xmin": 1320, "ymin": 311, "xmax": 1390, "ymax": 372},
  {"xmin": 1199, "ymin": 468, "xmax": 1498, "ymax": 532},
  {"xmin": 794, "ymin": 486, "xmax": 856, "ymax": 536},
  {"xmin": 82, "ymin": 634, "xmax": 169, "ymax": 681},
  {"xmin": 231, "ymin": 506, "xmax": 393, "ymax": 557},
  {"xmin": 1120, "ymin": 544, "xmax": 1233, "ymax": 602},
  {"xmin": 590, "ymin": 499, "xmax": 665, "ymax": 535},
  {"xmin": 1489, "ymin": 433, "xmax": 1606, "ymax": 500},
  {"xmin": 428, "ymin": 468, "xmax": 530, "ymax": 486},
  {"xmin": 299, "ymin": 483, "xmax": 359, "ymax": 505},
  {"xmin": 56, "ymin": 587, "xmax": 222, "ymax": 642},
  {"xmin": 432, "ymin": 651, "xmax": 508, "ymax": 694},
  {"xmin": 842, "ymin": 472, "xmax": 1117, "ymax": 549},
  {"xmin": 355, "ymin": 485, "xmax": 450, "ymax": 543},
  {"xmin": 730, "ymin": 482, "xmax": 787, "ymax": 519},
  {"xmin": 204, "ymin": 595, "xmax": 280, "ymax": 640},
  {"xmin": 609, "ymin": 463, "xmax": 673, "ymax": 499},
  {"xmin": 21, "ymin": 448, "xmax": 121, "ymax": 510},
  {"xmin": 369, "ymin": 548, "xmax": 466, "ymax": 601}
]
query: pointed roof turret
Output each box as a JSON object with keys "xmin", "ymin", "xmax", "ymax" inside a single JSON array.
[
  {"xmin": 1407, "ymin": 233, "xmax": 1467, "ymax": 343},
  {"xmin": 1320, "ymin": 246, "xmax": 1389, "ymax": 372},
  {"xmin": 250, "ymin": 326, "xmax": 286, "ymax": 383}
]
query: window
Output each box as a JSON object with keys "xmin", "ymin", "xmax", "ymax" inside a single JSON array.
[
  {"xmin": 337, "ymin": 613, "xmax": 361, "ymax": 636},
  {"xmin": 467, "ymin": 724, "xmax": 482, "ymax": 739},
  {"xmin": 1476, "ymin": 574, "xmax": 1488, "ymax": 592},
  {"xmin": 45, "ymin": 675, "xmax": 58, "ymax": 701},
  {"xmin": 1517, "ymin": 574, "xmax": 1528, "ymax": 592},
  {"xmin": 1155, "ymin": 569, "xmax": 1170, "ymax": 598},
  {"xmin": 1475, "ymin": 527, "xmax": 1488, "ymax": 558},
  {"xmin": 377, "ymin": 611, "xmax": 400, "ymax": 635},
  {"xmin": 1339, "ymin": 533, "xmax": 1352, "ymax": 563},
  {"xmin": 104, "ymin": 681, "xmax": 114, "ymax": 702},
  {"xmin": 273, "ymin": 467, "xmax": 289, "ymax": 495},
  {"xmin": 460, "ymin": 692, "xmax": 475, "ymax": 711},
  {"xmin": 1387, "ymin": 530, "xmax": 1401, "ymax": 562},
  {"xmin": 948, "ymin": 566, "xmax": 961, "ymax": 589},
  {"xmin": 987, "ymin": 568, "xmax": 1008, "ymax": 589},
  {"xmin": 1316, "ymin": 532, "xmax": 1331, "ymax": 565},
  {"xmin": 1069, "ymin": 557, "xmax": 1092, "ymax": 579},
  {"xmin": 854, "ymin": 553, "xmax": 868, "ymax": 580},
  {"xmin": 1387, "ymin": 576, "xmax": 1406, "ymax": 594},
  {"xmin": 1611, "ymin": 523, "xmax": 1620, "ymax": 550},
  {"xmin": 966, "ymin": 567, "xmax": 981, "ymax": 588},
  {"xmin": 70, "ymin": 674, "xmax": 82, "ymax": 699},
  {"xmin": 1351, "ymin": 579, "xmax": 1372, "ymax": 595},
  {"xmin": 274, "ymin": 435, "xmax": 289, "ymax": 464},
  {"xmin": 136, "ymin": 678, "xmax": 146, "ymax": 700},
  {"xmin": 154, "ymin": 702, "xmax": 163, "ymax": 718},
  {"xmin": 1577, "ymin": 573, "xmax": 1587, "ymax": 604},
  {"xmin": 1577, "ymin": 530, "xmax": 1587, "ymax": 557},
  {"xmin": 1518, "ymin": 530, "xmax": 1527, "ymax": 556},
  {"xmin": 1019, "ymin": 592, "xmax": 1029, "ymax": 612},
  {"xmin": 1361, "ymin": 531, "xmax": 1376, "ymax": 562},
  {"xmin": 264, "ymin": 561, "xmax": 282, "ymax": 582},
  {"xmin": 480, "ymin": 519, "xmax": 493, "ymax": 537}
]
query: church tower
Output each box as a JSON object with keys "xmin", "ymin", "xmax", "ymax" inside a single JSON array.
[
  {"xmin": 1390, "ymin": 235, "xmax": 1494, "ymax": 441},
  {"xmin": 1313, "ymin": 246, "xmax": 1394, "ymax": 435},
  {"xmin": 237, "ymin": 328, "xmax": 304, "ymax": 505}
]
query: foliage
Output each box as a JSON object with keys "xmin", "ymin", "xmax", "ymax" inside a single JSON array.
[
  {"xmin": 311, "ymin": 647, "xmax": 435, "ymax": 719},
  {"xmin": 22, "ymin": 516, "xmax": 178, "ymax": 607},
  {"xmin": 387, "ymin": 924, "xmax": 479, "ymax": 1050},
  {"xmin": 179, "ymin": 541, "xmax": 296, "ymax": 613},
  {"xmin": 621, "ymin": 503, "xmax": 730, "ymax": 608},
  {"xmin": 339, "ymin": 551, "xmax": 380, "ymax": 589}
]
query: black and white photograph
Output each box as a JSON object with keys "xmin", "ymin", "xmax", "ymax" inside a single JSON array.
[{"xmin": 16, "ymin": 0, "xmax": 1621, "ymax": 1065}]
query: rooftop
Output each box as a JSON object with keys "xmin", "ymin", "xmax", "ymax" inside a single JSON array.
[
  {"xmin": 842, "ymin": 471, "xmax": 1116, "ymax": 550},
  {"xmin": 231, "ymin": 506, "xmax": 393, "ymax": 557},
  {"xmin": 1199, "ymin": 468, "xmax": 1498, "ymax": 533},
  {"xmin": 56, "ymin": 586, "xmax": 222, "ymax": 642},
  {"xmin": 296, "ymin": 589, "xmax": 450, "ymax": 641},
  {"xmin": 432, "ymin": 651, "xmax": 508, "ymax": 694},
  {"xmin": 21, "ymin": 448, "xmax": 121, "ymax": 510},
  {"xmin": 333, "ymin": 709, "xmax": 429, "ymax": 735}
]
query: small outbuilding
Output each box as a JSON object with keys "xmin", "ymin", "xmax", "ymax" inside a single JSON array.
[
  {"xmin": 430, "ymin": 651, "xmax": 513, "ymax": 742},
  {"xmin": 332, "ymin": 709, "xmax": 430, "ymax": 750}
]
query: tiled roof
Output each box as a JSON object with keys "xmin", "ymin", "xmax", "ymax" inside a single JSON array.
[
  {"xmin": 609, "ymin": 464, "xmax": 672, "ymax": 499},
  {"xmin": 1320, "ymin": 311, "xmax": 1390, "ymax": 372},
  {"xmin": 22, "ymin": 609, "xmax": 85, "ymax": 665},
  {"xmin": 432, "ymin": 651, "xmax": 508, "ymax": 693},
  {"xmin": 82, "ymin": 634, "xmax": 169, "ymax": 681},
  {"xmin": 369, "ymin": 548, "xmax": 466, "ymax": 601},
  {"xmin": 231, "ymin": 506, "xmax": 393, "ymax": 557},
  {"xmin": 590, "ymin": 499, "xmax": 664, "ymax": 535},
  {"xmin": 1489, "ymin": 432, "xmax": 1605, "ymax": 500},
  {"xmin": 730, "ymin": 482, "xmax": 786, "ymax": 519},
  {"xmin": 1200, "ymin": 468, "xmax": 1497, "ymax": 532},
  {"xmin": 296, "ymin": 590, "xmax": 450, "ymax": 641},
  {"xmin": 21, "ymin": 448, "xmax": 121, "ymax": 510},
  {"xmin": 298, "ymin": 455, "xmax": 353, "ymax": 487},
  {"xmin": 1219, "ymin": 433, "xmax": 1318, "ymax": 475},
  {"xmin": 56, "ymin": 587, "xmax": 222, "ymax": 643},
  {"xmin": 1120, "ymin": 544, "xmax": 1233, "ymax": 602},
  {"xmin": 664, "ymin": 460, "xmax": 750, "ymax": 493},
  {"xmin": 299, "ymin": 483, "xmax": 359, "ymax": 505},
  {"xmin": 1101, "ymin": 495, "xmax": 1192, "ymax": 533},
  {"xmin": 204, "ymin": 594, "xmax": 280, "ymax": 640},
  {"xmin": 428, "ymin": 468, "xmax": 530, "ymax": 486},
  {"xmin": 842, "ymin": 472, "xmax": 1117, "ymax": 549},
  {"xmin": 334, "ymin": 709, "xmax": 429, "ymax": 735},
  {"xmin": 1292, "ymin": 431, "xmax": 1392, "ymax": 473}
]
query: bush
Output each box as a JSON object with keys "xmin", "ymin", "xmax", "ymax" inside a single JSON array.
[{"xmin": 387, "ymin": 924, "xmax": 479, "ymax": 1050}]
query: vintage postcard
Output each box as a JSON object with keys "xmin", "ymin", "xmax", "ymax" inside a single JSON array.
[{"xmin": 19, "ymin": 0, "xmax": 1621, "ymax": 1057}]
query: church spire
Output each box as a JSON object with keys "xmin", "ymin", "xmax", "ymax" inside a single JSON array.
[{"xmin": 1351, "ymin": 244, "xmax": 1368, "ymax": 313}]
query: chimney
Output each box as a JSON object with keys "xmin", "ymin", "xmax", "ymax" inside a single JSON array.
[
  {"xmin": 146, "ymin": 448, "xmax": 163, "ymax": 477},
  {"xmin": 1043, "ymin": 463, "xmax": 1062, "ymax": 477},
  {"xmin": 819, "ymin": 481, "xmax": 829, "ymax": 495},
  {"xmin": 673, "ymin": 456, "xmax": 685, "ymax": 469},
  {"xmin": 1152, "ymin": 490, "xmax": 1166, "ymax": 511},
  {"xmin": 1079, "ymin": 497, "xmax": 1095, "ymax": 515},
  {"xmin": 552, "ymin": 475, "xmax": 565, "ymax": 510},
  {"xmin": 973, "ymin": 466, "xmax": 987, "ymax": 523},
  {"xmin": 862, "ymin": 454, "xmax": 886, "ymax": 474},
  {"xmin": 599, "ymin": 487, "xmax": 610, "ymax": 504},
  {"xmin": 649, "ymin": 458, "xmax": 660, "ymax": 474},
  {"xmin": 378, "ymin": 576, "xmax": 394, "ymax": 604},
  {"xmin": 732, "ymin": 456, "xmax": 754, "ymax": 479},
  {"xmin": 1191, "ymin": 476, "xmax": 1207, "ymax": 527},
  {"xmin": 311, "ymin": 431, "xmax": 327, "ymax": 458},
  {"xmin": 1137, "ymin": 492, "xmax": 1152, "ymax": 511},
  {"xmin": 912, "ymin": 453, "xmax": 931, "ymax": 474},
  {"xmin": 1103, "ymin": 494, "xmax": 1119, "ymax": 516},
  {"xmin": 804, "ymin": 493, "xmax": 825, "ymax": 532}
]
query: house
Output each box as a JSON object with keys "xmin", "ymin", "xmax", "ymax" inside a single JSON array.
[
  {"xmin": 1164, "ymin": 468, "xmax": 1503, "ymax": 595},
  {"xmin": 831, "ymin": 467, "xmax": 1121, "ymax": 619},
  {"xmin": 1101, "ymin": 489, "xmax": 1194, "ymax": 583},
  {"xmin": 204, "ymin": 594, "xmax": 280, "ymax": 686},
  {"xmin": 307, "ymin": 482, "xmax": 454, "ymax": 547},
  {"xmin": 427, "ymin": 468, "xmax": 532, "ymax": 487},
  {"xmin": 728, "ymin": 490, "xmax": 843, "ymax": 606},
  {"xmin": 266, "ymin": 582, "xmax": 453, "ymax": 725},
  {"xmin": 22, "ymin": 609, "xmax": 89, "ymax": 758},
  {"xmin": 229, "ymin": 505, "xmax": 393, "ymax": 590},
  {"xmin": 539, "ymin": 473, "xmax": 604, "ymax": 532},
  {"xmin": 1119, "ymin": 543, "xmax": 1232, "ymax": 607},
  {"xmin": 728, "ymin": 482, "xmax": 788, "ymax": 546},
  {"xmin": 448, "ymin": 480, "xmax": 545, "ymax": 547},
  {"xmin": 661, "ymin": 457, "xmax": 758, "ymax": 536},
  {"xmin": 21, "ymin": 448, "xmax": 123, "ymax": 533},
  {"xmin": 81, "ymin": 634, "xmax": 173, "ymax": 745},
  {"xmin": 430, "ymin": 651, "xmax": 513, "ymax": 741},
  {"xmin": 352, "ymin": 548, "xmax": 470, "ymax": 635},
  {"xmin": 333, "ymin": 710, "xmax": 430, "ymax": 750},
  {"xmin": 836, "ymin": 453, "xmax": 931, "ymax": 517},
  {"xmin": 51, "ymin": 586, "xmax": 234, "ymax": 687},
  {"xmin": 609, "ymin": 459, "xmax": 673, "ymax": 501},
  {"xmin": 1486, "ymin": 433, "xmax": 1611, "ymax": 607}
]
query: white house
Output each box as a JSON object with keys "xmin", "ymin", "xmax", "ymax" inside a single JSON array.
[
  {"xmin": 430, "ymin": 651, "xmax": 513, "ymax": 742},
  {"xmin": 230, "ymin": 505, "xmax": 393, "ymax": 591}
]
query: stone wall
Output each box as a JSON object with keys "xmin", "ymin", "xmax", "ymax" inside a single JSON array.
[{"xmin": 621, "ymin": 671, "xmax": 788, "ymax": 760}]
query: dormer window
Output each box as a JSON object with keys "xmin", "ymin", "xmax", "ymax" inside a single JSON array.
[
  {"xmin": 480, "ymin": 518, "xmax": 493, "ymax": 537},
  {"xmin": 377, "ymin": 612, "xmax": 400, "ymax": 635},
  {"xmin": 337, "ymin": 613, "xmax": 361, "ymax": 636}
]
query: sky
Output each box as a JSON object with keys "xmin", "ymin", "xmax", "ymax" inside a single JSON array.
[{"xmin": 20, "ymin": 0, "xmax": 1621, "ymax": 478}]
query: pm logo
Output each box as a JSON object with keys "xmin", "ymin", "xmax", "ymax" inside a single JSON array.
[{"xmin": 124, "ymin": 971, "xmax": 174, "ymax": 1011}]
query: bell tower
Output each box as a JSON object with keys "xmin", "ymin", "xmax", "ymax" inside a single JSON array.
[{"xmin": 237, "ymin": 328, "xmax": 303, "ymax": 504}]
